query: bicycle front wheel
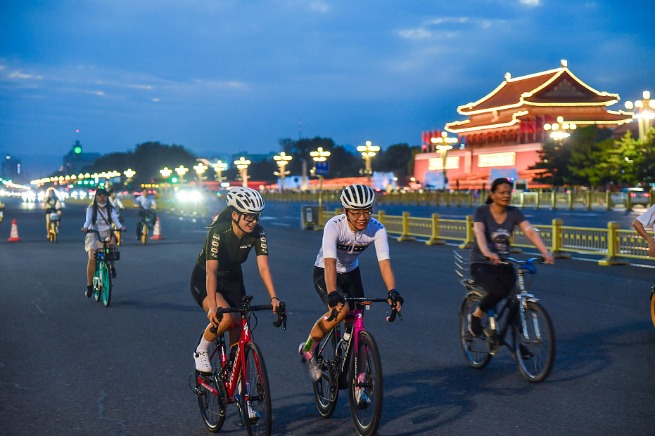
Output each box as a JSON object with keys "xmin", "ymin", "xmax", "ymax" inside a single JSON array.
[
  {"xmin": 348, "ymin": 331, "xmax": 383, "ymax": 436},
  {"xmin": 459, "ymin": 293, "xmax": 492, "ymax": 368},
  {"xmin": 515, "ymin": 301, "xmax": 555, "ymax": 383},
  {"xmin": 99, "ymin": 262, "xmax": 112, "ymax": 307},
  {"xmin": 243, "ymin": 341, "xmax": 272, "ymax": 436},
  {"xmin": 141, "ymin": 224, "xmax": 148, "ymax": 245},
  {"xmin": 312, "ymin": 330, "xmax": 339, "ymax": 418}
]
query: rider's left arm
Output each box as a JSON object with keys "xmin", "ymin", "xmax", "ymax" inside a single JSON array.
[
  {"xmin": 256, "ymin": 255, "xmax": 279, "ymax": 311},
  {"xmin": 519, "ymin": 220, "xmax": 554, "ymax": 264}
]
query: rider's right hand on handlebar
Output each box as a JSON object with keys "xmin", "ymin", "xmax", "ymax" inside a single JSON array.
[
  {"xmin": 486, "ymin": 253, "xmax": 502, "ymax": 265},
  {"xmin": 327, "ymin": 291, "xmax": 345, "ymax": 309},
  {"xmin": 207, "ymin": 306, "xmax": 221, "ymax": 327}
]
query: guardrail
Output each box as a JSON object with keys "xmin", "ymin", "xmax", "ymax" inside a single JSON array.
[{"xmin": 316, "ymin": 207, "xmax": 650, "ymax": 266}]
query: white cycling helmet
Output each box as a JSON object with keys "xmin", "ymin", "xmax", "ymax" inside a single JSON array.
[
  {"xmin": 340, "ymin": 184, "xmax": 375, "ymax": 209},
  {"xmin": 226, "ymin": 187, "xmax": 265, "ymax": 214}
]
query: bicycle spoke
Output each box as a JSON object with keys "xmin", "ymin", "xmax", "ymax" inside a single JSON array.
[
  {"xmin": 515, "ymin": 302, "xmax": 555, "ymax": 383},
  {"xmin": 348, "ymin": 331, "xmax": 382, "ymax": 436},
  {"xmin": 243, "ymin": 342, "xmax": 271, "ymax": 436}
]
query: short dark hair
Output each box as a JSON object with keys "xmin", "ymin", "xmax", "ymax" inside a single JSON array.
[{"xmin": 485, "ymin": 178, "xmax": 513, "ymax": 204}]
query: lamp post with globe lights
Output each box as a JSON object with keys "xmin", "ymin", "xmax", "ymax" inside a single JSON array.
[
  {"xmin": 175, "ymin": 165, "xmax": 189, "ymax": 184},
  {"xmin": 625, "ymin": 91, "xmax": 655, "ymax": 142},
  {"xmin": 310, "ymin": 147, "xmax": 331, "ymax": 208},
  {"xmin": 193, "ymin": 162, "xmax": 208, "ymax": 185},
  {"xmin": 234, "ymin": 157, "xmax": 251, "ymax": 188},
  {"xmin": 273, "ymin": 152, "xmax": 293, "ymax": 191},
  {"xmin": 212, "ymin": 160, "xmax": 227, "ymax": 183},
  {"xmin": 430, "ymin": 132, "xmax": 457, "ymax": 189},
  {"xmin": 123, "ymin": 168, "xmax": 136, "ymax": 190},
  {"xmin": 357, "ymin": 140, "xmax": 380, "ymax": 185},
  {"xmin": 544, "ymin": 116, "xmax": 577, "ymax": 142}
]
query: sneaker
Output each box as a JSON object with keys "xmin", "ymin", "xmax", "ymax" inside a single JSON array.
[
  {"xmin": 194, "ymin": 351, "xmax": 212, "ymax": 373},
  {"xmin": 111, "ymin": 267, "xmax": 117, "ymax": 278},
  {"xmin": 85, "ymin": 285, "xmax": 93, "ymax": 298},
  {"xmin": 298, "ymin": 342, "xmax": 321, "ymax": 381},
  {"xmin": 468, "ymin": 313, "xmax": 483, "ymax": 337},
  {"xmin": 355, "ymin": 387, "xmax": 370, "ymax": 409},
  {"xmin": 246, "ymin": 402, "xmax": 260, "ymax": 421}
]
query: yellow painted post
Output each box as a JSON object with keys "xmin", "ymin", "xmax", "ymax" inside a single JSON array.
[
  {"xmin": 626, "ymin": 191, "xmax": 633, "ymax": 212},
  {"xmin": 551, "ymin": 191, "xmax": 557, "ymax": 210},
  {"xmin": 606, "ymin": 191, "xmax": 611, "ymax": 211},
  {"xmin": 536, "ymin": 189, "xmax": 541, "ymax": 209},
  {"xmin": 377, "ymin": 210, "xmax": 385, "ymax": 226},
  {"xmin": 468, "ymin": 191, "xmax": 473, "ymax": 207},
  {"xmin": 456, "ymin": 191, "xmax": 462, "ymax": 207},
  {"xmin": 397, "ymin": 211, "xmax": 416, "ymax": 242},
  {"xmin": 459, "ymin": 215, "xmax": 474, "ymax": 249},
  {"xmin": 568, "ymin": 191, "xmax": 573, "ymax": 210},
  {"xmin": 599, "ymin": 222, "xmax": 629, "ymax": 266},
  {"xmin": 551, "ymin": 218, "xmax": 571, "ymax": 259},
  {"xmin": 425, "ymin": 213, "xmax": 445, "ymax": 245}
]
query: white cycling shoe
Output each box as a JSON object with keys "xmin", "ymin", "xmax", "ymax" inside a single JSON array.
[{"xmin": 194, "ymin": 351, "xmax": 212, "ymax": 373}]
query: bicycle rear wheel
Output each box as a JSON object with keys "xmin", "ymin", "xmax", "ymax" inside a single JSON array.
[
  {"xmin": 650, "ymin": 289, "xmax": 655, "ymax": 328},
  {"xmin": 312, "ymin": 329, "xmax": 339, "ymax": 418},
  {"xmin": 141, "ymin": 224, "xmax": 148, "ymax": 245},
  {"xmin": 197, "ymin": 372, "xmax": 227, "ymax": 432},
  {"xmin": 243, "ymin": 341, "xmax": 272, "ymax": 436},
  {"xmin": 99, "ymin": 263, "xmax": 111, "ymax": 307},
  {"xmin": 93, "ymin": 266, "xmax": 101, "ymax": 302},
  {"xmin": 515, "ymin": 301, "xmax": 555, "ymax": 383},
  {"xmin": 459, "ymin": 293, "xmax": 492, "ymax": 368},
  {"xmin": 49, "ymin": 222, "xmax": 57, "ymax": 243},
  {"xmin": 348, "ymin": 331, "xmax": 383, "ymax": 436}
]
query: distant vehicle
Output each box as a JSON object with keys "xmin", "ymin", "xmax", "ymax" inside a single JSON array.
[{"xmin": 610, "ymin": 187, "xmax": 651, "ymax": 207}]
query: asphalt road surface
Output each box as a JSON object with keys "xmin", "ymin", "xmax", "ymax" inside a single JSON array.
[{"xmin": 1, "ymin": 200, "xmax": 654, "ymax": 435}]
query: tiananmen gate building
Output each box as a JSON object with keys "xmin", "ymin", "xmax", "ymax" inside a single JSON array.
[{"xmin": 414, "ymin": 60, "xmax": 634, "ymax": 190}]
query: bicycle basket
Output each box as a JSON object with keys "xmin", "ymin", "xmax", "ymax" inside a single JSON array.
[{"xmin": 95, "ymin": 247, "xmax": 120, "ymax": 261}]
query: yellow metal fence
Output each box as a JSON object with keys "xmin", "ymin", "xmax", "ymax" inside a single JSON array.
[{"xmin": 317, "ymin": 208, "xmax": 651, "ymax": 266}]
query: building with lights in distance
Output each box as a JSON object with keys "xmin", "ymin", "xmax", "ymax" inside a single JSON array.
[{"xmin": 415, "ymin": 60, "xmax": 634, "ymax": 189}]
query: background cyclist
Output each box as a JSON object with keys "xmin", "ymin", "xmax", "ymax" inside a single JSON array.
[
  {"xmin": 191, "ymin": 187, "xmax": 281, "ymax": 374},
  {"xmin": 81, "ymin": 188, "xmax": 125, "ymax": 298},
  {"xmin": 468, "ymin": 177, "xmax": 554, "ymax": 337},
  {"xmin": 298, "ymin": 183, "xmax": 403, "ymax": 406},
  {"xmin": 108, "ymin": 188, "xmax": 124, "ymax": 223},
  {"xmin": 43, "ymin": 187, "xmax": 63, "ymax": 238},
  {"xmin": 134, "ymin": 188, "xmax": 157, "ymax": 240}
]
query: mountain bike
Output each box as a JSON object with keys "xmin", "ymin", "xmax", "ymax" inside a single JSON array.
[
  {"xmin": 138, "ymin": 210, "xmax": 156, "ymax": 245},
  {"xmin": 455, "ymin": 251, "xmax": 555, "ymax": 383},
  {"xmin": 87, "ymin": 229, "xmax": 120, "ymax": 307},
  {"xmin": 192, "ymin": 295, "xmax": 286, "ymax": 435},
  {"xmin": 311, "ymin": 295, "xmax": 401, "ymax": 436},
  {"xmin": 47, "ymin": 212, "xmax": 60, "ymax": 243}
]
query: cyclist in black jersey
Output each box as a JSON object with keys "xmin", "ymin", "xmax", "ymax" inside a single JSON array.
[{"xmin": 191, "ymin": 187, "xmax": 281, "ymax": 373}]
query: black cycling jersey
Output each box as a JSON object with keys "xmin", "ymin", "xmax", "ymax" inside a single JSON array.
[{"xmin": 195, "ymin": 219, "xmax": 268, "ymax": 276}]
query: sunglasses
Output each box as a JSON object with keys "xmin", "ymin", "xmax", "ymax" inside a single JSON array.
[
  {"xmin": 241, "ymin": 213, "xmax": 261, "ymax": 223},
  {"xmin": 347, "ymin": 209, "xmax": 373, "ymax": 218}
]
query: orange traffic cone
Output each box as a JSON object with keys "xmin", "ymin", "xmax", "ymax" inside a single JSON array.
[
  {"xmin": 151, "ymin": 216, "xmax": 165, "ymax": 240},
  {"xmin": 8, "ymin": 218, "xmax": 21, "ymax": 242}
]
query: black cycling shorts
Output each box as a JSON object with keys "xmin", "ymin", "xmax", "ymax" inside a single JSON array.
[
  {"xmin": 313, "ymin": 265, "xmax": 364, "ymax": 306},
  {"xmin": 190, "ymin": 263, "xmax": 246, "ymax": 309}
]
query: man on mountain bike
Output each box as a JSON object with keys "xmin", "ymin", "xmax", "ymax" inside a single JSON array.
[
  {"xmin": 191, "ymin": 187, "xmax": 281, "ymax": 374},
  {"xmin": 43, "ymin": 187, "xmax": 63, "ymax": 238},
  {"xmin": 134, "ymin": 188, "xmax": 157, "ymax": 240},
  {"xmin": 298, "ymin": 183, "xmax": 403, "ymax": 406}
]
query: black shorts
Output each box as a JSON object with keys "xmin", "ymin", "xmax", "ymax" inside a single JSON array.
[
  {"xmin": 313, "ymin": 265, "xmax": 364, "ymax": 306},
  {"xmin": 190, "ymin": 263, "xmax": 246, "ymax": 309}
]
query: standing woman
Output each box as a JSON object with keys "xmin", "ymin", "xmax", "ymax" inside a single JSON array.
[
  {"xmin": 190, "ymin": 187, "xmax": 281, "ymax": 373},
  {"xmin": 81, "ymin": 188, "xmax": 125, "ymax": 298},
  {"xmin": 468, "ymin": 178, "xmax": 554, "ymax": 336}
]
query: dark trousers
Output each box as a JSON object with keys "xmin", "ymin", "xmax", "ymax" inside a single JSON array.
[{"xmin": 470, "ymin": 263, "xmax": 516, "ymax": 313}]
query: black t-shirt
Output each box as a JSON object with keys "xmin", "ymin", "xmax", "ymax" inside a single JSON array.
[
  {"xmin": 470, "ymin": 205, "xmax": 526, "ymax": 265},
  {"xmin": 196, "ymin": 219, "xmax": 268, "ymax": 277}
]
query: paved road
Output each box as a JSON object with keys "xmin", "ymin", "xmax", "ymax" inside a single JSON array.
[{"xmin": 1, "ymin": 200, "xmax": 654, "ymax": 435}]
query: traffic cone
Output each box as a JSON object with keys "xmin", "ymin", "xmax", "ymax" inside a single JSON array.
[
  {"xmin": 7, "ymin": 219, "xmax": 21, "ymax": 242},
  {"xmin": 151, "ymin": 216, "xmax": 165, "ymax": 240}
]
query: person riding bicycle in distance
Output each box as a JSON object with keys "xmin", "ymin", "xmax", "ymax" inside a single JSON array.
[
  {"xmin": 468, "ymin": 177, "xmax": 554, "ymax": 337},
  {"xmin": 191, "ymin": 187, "xmax": 281, "ymax": 373},
  {"xmin": 81, "ymin": 188, "xmax": 125, "ymax": 298},
  {"xmin": 43, "ymin": 187, "xmax": 64, "ymax": 239},
  {"xmin": 134, "ymin": 188, "xmax": 157, "ymax": 240},
  {"xmin": 299, "ymin": 184, "xmax": 403, "ymax": 403}
]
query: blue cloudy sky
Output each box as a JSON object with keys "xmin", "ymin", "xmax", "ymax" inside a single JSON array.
[{"xmin": 2, "ymin": 0, "xmax": 654, "ymax": 176}]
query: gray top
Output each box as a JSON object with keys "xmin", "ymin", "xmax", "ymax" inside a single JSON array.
[{"xmin": 470, "ymin": 205, "xmax": 526, "ymax": 265}]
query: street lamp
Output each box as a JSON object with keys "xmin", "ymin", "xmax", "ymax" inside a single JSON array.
[
  {"xmin": 123, "ymin": 168, "xmax": 136, "ymax": 190},
  {"xmin": 625, "ymin": 91, "xmax": 655, "ymax": 142},
  {"xmin": 544, "ymin": 116, "xmax": 577, "ymax": 142},
  {"xmin": 273, "ymin": 152, "xmax": 293, "ymax": 191},
  {"xmin": 234, "ymin": 157, "xmax": 251, "ymax": 188},
  {"xmin": 175, "ymin": 165, "xmax": 189, "ymax": 183},
  {"xmin": 357, "ymin": 140, "xmax": 380, "ymax": 184},
  {"xmin": 430, "ymin": 132, "xmax": 457, "ymax": 189},
  {"xmin": 310, "ymin": 147, "xmax": 331, "ymax": 208},
  {"xmin": 193, "ymin": 162, "xmax": 208, "ymax": 184},
  {"xmin": 160, "ymin": 167, "xmax": 173, "ymax": 178},
  {"xmin": 212, "ymin": 160, "xmax": 227, "ymax": 182}
]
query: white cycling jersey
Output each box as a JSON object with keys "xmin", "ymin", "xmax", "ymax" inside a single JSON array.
[{"xmin": 314, "ymin": 214, "xmax": 390, "ymax": 273}]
